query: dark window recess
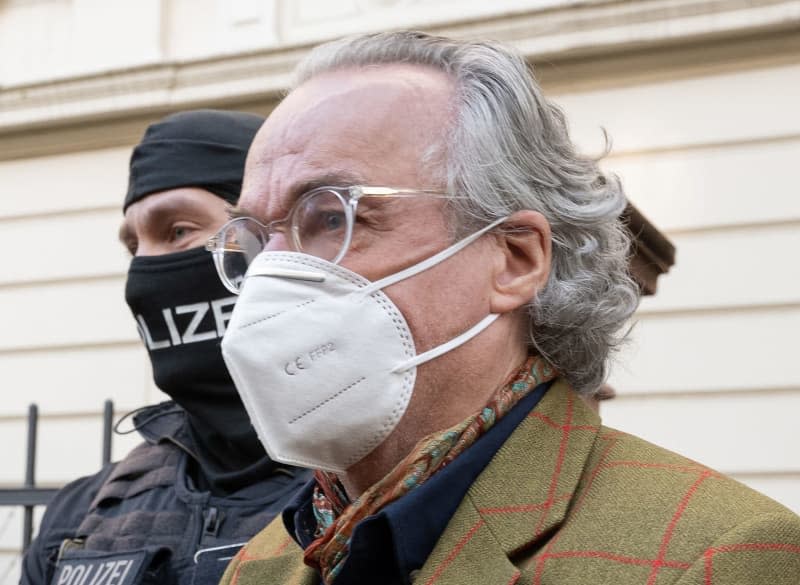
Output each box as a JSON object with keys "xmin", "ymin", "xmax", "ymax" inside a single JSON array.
[{"xmin": 623, "ymin": 203, "xmax": 676, "ymax": 296}]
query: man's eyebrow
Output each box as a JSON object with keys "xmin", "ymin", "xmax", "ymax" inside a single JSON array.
[
  {"xmin": 292, "ymin": 171, "xmax": 367, "ymax": 192},
  {"xmin": 233, "ymin": 171, "xmax": 369, "ymax": 220},
  {"xmin": 280, "ymin": 172, "xmax": 369, "ymax": 205}
]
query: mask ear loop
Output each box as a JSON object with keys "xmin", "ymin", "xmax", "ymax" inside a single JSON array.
[
  {"xmin": 360, "ymin": 216, "xmax": 508, "ymax": 296},
  {"xmin": 362, "ymin": 215, "xmax": 508, "ymax": 373},
  {"xmin": 392, "ymin": 313, "xmax": 500, "ymax": 373},
  {"xmin": 113, "ymin": 403, "xmax": 183, "ymax": 435}
]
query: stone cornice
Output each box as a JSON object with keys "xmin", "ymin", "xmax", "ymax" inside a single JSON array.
[{"xmin": 1, "ymin": 0, "xmax": 798, "ymax": 151}]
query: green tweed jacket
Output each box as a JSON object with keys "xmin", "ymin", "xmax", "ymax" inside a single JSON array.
[{"xmin": 220, "ymin": 380, "xmax": 800, "ymax": 584}]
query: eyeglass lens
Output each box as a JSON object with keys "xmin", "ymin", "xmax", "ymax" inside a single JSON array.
[
  {"xmin": 292, "ymin": 189, "xmax": 349, "ymax": 261},
  {"xmin": 218, "ymin": 188, "xmax": 351, "ymax": 291},
  {"xmin": 219, "ymin": 219, "xmax": 268, "ymax": 292}
]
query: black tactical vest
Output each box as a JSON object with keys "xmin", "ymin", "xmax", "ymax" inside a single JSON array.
[{"xmin": 20, "ymin": 404, "xmax": 311, "ymax": 585}]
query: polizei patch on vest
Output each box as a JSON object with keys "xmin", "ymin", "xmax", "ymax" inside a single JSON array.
[{"xmin": 51, "ymin": 550, "xmax": 152, "ymax": 585}]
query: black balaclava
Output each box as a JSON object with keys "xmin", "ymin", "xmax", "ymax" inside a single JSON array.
[{"xmin": 123, "ymin": 109, "xmax": 270, "ymax": 495}]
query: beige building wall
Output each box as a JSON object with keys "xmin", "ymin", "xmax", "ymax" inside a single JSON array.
[{"xmin": 1, "ymin": 0, "xmax": 799, "ymax": 582}]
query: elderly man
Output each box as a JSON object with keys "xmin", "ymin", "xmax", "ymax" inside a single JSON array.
[{"xmin": 211, "ymin": 33, "xmax": 800, "ymax": 585}]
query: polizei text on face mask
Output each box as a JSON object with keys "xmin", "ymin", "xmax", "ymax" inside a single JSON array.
[{"xmin": 135, "ymin": 297, "xmax": 236, "ymax": 350}]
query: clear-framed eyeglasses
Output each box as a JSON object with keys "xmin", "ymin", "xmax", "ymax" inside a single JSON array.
[{"xmin": 206, "ymin": 185, "xmax": 462, "ymax": 294}]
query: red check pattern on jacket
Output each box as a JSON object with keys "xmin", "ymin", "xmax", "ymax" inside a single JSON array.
[{"xmin": 220, "ymin": 380, "xmax": 800, "ymax": 585}]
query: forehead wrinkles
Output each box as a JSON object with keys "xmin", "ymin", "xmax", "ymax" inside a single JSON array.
[
  {"xmin": 240, "ymin": 95, "xmax": 326, "ymax": 219},
  {"xmin": 241, "ymin": 65, "xmax": 454, "ymax": 219},
  {"xmin": 241, "ymin": 148, "xmax": 320, "ymax": 221}
]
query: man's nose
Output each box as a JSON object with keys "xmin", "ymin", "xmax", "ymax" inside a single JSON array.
[
  {"xmin": 264, "ymin": 232, "xmax": 291, "ymax": 252},
  {"xmin": 135, "ymin": 239, "xmax": 169, "ymax": 257}
]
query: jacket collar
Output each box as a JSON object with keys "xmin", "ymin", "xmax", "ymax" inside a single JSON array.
[
  {"xmin": 131, "ymin": 400, "xmax": 189, "ymax": 445},
  {"xmin": 412, "ymin": 380, "xmax": 601, "ymax": 585},
  {"xmin": 131, "ymin": 402, "xmax": 218, "ymax": 466}
]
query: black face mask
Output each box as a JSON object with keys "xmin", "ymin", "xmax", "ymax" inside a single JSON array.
[{"xmin": 125, "ymin": 246, "xmax": 271, "ymax": 489}]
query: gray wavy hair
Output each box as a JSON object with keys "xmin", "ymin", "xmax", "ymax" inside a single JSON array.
[{"xmin": 293, "ymin": 31, "xmax": 639, "ymax": 395}]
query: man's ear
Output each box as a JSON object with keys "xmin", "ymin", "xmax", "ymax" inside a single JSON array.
[{"xmin": 489, "ymin": 210, "xmax": 551, "ymax": 314}]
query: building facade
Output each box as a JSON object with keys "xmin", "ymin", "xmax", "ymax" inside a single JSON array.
[{"xmin": 1, "ymin": 0, "xmax": 799, "ymax": 582}]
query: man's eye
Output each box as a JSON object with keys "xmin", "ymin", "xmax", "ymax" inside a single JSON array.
[
  {"xmin": 322, "ymin": 212, "xmax": 345, "ymax": 231},
  {"xmin": 303, "ymin": 210, "xmax": 346, "ymax": 236},
  {"xmin": 171, "ymin": 225, "xmax": 191, "ymax": 240}
]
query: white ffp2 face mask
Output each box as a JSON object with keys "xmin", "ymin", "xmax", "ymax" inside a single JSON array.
[{"xmin": 220, "ymin": 218, "xmax": 506, "ymax": 473}]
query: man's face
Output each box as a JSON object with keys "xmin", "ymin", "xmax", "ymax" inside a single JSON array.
[
  {"xmin": 236, "ymin": 64, "xmax": 514, "ymax": 465},
  {"xmin": 120, "ymin": 188, "xmax": 230, "ymax": 256},
  {"xmin": 239, "ymin": 65, "xmax": 497, "ymax": 366}
]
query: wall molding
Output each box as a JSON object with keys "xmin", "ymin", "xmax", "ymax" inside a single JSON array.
[{"xmin": 1, "ymin": 0, "xmax": 799, "ymax": 160}]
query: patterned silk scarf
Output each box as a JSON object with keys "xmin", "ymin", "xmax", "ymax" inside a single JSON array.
[{"xmin": 303, "ymin": 355, "xmax": 557, "ymax": 583}]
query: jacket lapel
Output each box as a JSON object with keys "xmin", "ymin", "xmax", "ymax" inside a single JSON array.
[
  {"xmin": 414, "ymin": 380, "xmax": 601, "ymax": 584},
  {"xmin": 221, "ymin": 517, "xmax": 318, "ymax": 585}
]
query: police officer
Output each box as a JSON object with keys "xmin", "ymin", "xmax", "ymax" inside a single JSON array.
[{"xmin": 20, "ymin": 110, "xmax": 311, "ymax": 585}]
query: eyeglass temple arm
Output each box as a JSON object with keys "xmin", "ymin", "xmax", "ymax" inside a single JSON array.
[{"xmin": 357, "ymin": 187, "xmax": 469, "ymax": 199}]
